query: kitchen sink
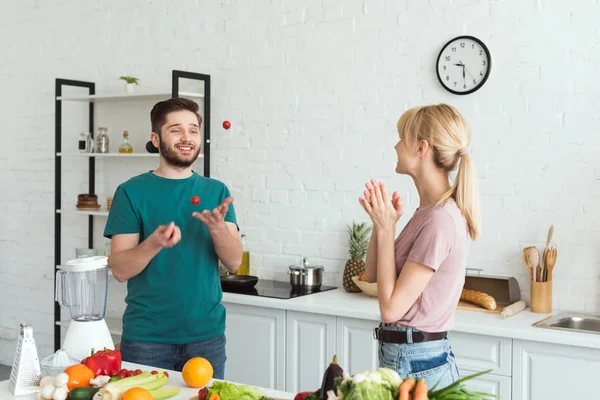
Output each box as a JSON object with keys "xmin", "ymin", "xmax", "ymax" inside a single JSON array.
[{"xmin": 533, "ymin": 311, "xmax": 600, "ymax": 335}]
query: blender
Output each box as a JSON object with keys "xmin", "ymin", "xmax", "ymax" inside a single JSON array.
[{"xmin": 55, "ymin": 255, "xmax": 114, "ymax": 361}]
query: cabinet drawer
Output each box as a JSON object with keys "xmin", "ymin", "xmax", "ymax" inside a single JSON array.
[
  {"xmin": 460, "ymin": 369, "xmax": 511, "ymax": 400},
  {"xmin": 449, "ymin": 331, "xmax": 512, "ymax": 376}
]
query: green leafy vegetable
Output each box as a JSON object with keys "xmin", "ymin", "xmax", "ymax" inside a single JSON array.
[{"xmin": 208, "ymin": 381, "xmax": 266, "ymax": 400}]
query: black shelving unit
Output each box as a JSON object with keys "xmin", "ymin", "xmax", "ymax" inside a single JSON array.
[{"xmin": 54, "ymin": 70, "xmax": 211, "ymax": 351}]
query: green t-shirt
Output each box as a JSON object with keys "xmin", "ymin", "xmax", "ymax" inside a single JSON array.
[{"xmin": 103, "ymin": 171, "xmax": 238, "ymax": 344}]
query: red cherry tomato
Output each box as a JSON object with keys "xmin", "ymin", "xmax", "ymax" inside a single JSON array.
[
  {"xmin": 164, "ymin": 371, "xmax": 169, "ymax": 377},
  {"xmin": 222, "ymin": 120, "xmax": 231, "ymax": 130},
  {"xmin": 191, "ymin": 196, "xmax": 200, "ymax": 205}
]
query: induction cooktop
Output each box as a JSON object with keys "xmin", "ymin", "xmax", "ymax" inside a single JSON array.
[{"xmin": 221, "ymin": 279, "xmax": 337, "ymax": 299}]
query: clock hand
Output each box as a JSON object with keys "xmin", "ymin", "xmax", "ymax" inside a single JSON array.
[{"xmin": 464, "ymin": 65, "xmax": 476, "ymax": 80}]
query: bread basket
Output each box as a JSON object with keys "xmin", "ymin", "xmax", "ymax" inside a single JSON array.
[{"xmin": 351, "ymin": 276, "xmax": 378, "ymax": 298}]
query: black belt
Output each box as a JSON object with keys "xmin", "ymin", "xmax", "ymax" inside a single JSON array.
[{"xmin": 373, "ymin": 325, "xmax": 447, "ymax": 344}]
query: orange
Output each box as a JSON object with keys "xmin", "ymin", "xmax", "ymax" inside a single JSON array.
[
  {"xmin": 182, "ymin": 357, "xmax": 213, "ymax": 388},
  {"xmin": 63, "ymin": 364, "xmax": 94, "ymax": 391},
  {"xmin": 122, "ymin": 387, "xmax": 154, "ymax": 400}
]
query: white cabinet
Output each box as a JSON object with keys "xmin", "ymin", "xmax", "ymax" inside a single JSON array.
[
  {"xmin": 460, "ymin": 368, "xmax": 512, "ymax": 400},
  {"xmin": 286, "ymin": 311, "xmax": 336, "ymax": 393},
  {"xmin": 336, "ymin": 317, "xmax": 378, "ymax": 375},
  {"xmin": 513, "ymin": 339, "xmax": 600, "ymax": 400},
  {"xmin": 450, "ymin": 331, "xmax": 512, "ymax": 376},
  {"xmin": 223, "ymin": 303, "xmax": 286, "ymax": 391}
]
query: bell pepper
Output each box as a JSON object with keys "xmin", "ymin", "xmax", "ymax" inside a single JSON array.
[
  {"xmin": 93, "ymin": 347, "xmax": 122, "ymax": 376},
  {"xmin": 81, "ymin": 349, "xmax": 110, "ymax": 378}
]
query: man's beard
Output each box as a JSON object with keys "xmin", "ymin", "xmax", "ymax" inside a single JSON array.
[{"xmin": 159, "ymin": 140, "xmax": 201, "ymax": 169}]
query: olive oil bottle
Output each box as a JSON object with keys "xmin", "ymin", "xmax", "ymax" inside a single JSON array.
[{"xmin": 236, "ymin": 234, "xmax": 250, "ymax": 275}]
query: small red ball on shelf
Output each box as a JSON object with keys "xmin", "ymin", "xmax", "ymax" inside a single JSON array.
[{"xmin": 222, "ymin": 120, "xmax": 231, "ymax": 130}]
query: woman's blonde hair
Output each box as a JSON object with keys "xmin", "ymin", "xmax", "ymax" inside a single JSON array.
[{"xmin": 397, "ymin": 104, "xmax": 481, "ymax": 240}]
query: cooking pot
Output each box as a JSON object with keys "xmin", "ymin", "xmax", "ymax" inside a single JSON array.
[{"xmin": 288, "ymin": 257, "xmax": 323, "ymax": 289}]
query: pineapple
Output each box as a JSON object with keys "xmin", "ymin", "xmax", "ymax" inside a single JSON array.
[{"xmin": 342, "ymin": 221, "xmax": 373, "ymax": 292}]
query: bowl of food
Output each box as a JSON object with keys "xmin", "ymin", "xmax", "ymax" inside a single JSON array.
[{"xmin": 351, "ymin": 273, "xmax": 378, "ymax": 298}]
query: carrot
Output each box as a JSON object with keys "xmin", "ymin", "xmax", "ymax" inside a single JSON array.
[
  {"xmin": 398, "ymin": 377, "xmax": 416, "ymax": 400},
  {"xmin": 209, "ymin": 394, "xmax": 221, "ymax": 400},
  {"xmin": 413, "ymin": 379, "xmax": 428, "ymax": 400}
]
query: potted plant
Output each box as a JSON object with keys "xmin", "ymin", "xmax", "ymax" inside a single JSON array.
[{"xmin": 119, "ymin": 76, "xmax": 140, "ymax": 94}]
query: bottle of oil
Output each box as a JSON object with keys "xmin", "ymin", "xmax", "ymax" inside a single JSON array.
[
  {"xmin": 118, "ymin": 129, "xmax": 133, "ymax": 153},
  {"xmin": 236, "ymin": 234, "xmax": 250, "ymax": 275}
]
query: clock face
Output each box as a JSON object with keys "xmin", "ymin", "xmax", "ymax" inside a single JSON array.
[{"xmin": 436, "ymin": 36, "xmax": 491, "ymax": 95}]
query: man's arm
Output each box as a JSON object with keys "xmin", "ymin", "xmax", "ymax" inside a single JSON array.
[
  {"xmin": 211, "ymin": 221, "xmax": 242, "ymax": 271},
  {"xmin": 109, "ymin": 222, "xmax": 181, "ymax": 282}
]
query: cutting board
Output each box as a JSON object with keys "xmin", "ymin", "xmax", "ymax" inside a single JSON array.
[{"xmin": 457, "ymin": 300, "xmax": 509, "ymax": 314}]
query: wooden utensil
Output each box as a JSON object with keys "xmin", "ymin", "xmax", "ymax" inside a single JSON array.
[
  {"xmin": 541, "ymin": 225, "xmax": 554, "ymax": 281},
  {"xmin": 522, "ymin": 249, "xmax": 533, "ymax": 280},
  {"xmin": 523, "ymin": 246, "xmax": 540, "ymax": 282},
  {"xmin": 545, "ymin": 247, "xmax": 557, "ymax": 281}
]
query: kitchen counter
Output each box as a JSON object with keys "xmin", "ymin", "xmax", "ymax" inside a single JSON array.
[
  {"xmin": 223, "ymin": 288, "xmax": 600, "ymax": 350},
  {"xmin": 0, "ymin": 361, "xmax": 295, "ymax": 399}
]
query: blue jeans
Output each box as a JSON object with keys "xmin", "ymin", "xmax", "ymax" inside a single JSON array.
[
  {"xmin": 120, "ymin": 334, "xmax": 227, "ymax": 379},
  {"xmin": 378, "ymin": 326, "xmax": 459, "ymax": 391}
]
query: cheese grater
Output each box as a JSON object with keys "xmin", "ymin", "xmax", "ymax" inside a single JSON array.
[{"xmin": 8, "ymin": 324, "xmax": 41, "ymax": 395}]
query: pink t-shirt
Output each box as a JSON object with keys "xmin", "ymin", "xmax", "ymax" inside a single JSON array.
[{"xmin": 387, "ymin": 199, "xmax": 468, "ymax": 332}]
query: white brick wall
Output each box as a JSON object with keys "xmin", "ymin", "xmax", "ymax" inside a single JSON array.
[{"xmin": 1, "ymin": 0, "xmax": 600, "ymax": 364}]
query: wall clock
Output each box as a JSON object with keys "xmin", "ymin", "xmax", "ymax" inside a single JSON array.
[{"xmin": 436, "ymin": 35, "xmax": 491, "ymax": 95}]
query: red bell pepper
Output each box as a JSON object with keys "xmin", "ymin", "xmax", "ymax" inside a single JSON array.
[
  {"xmin": 93, "ymin": 347, "xmax": 122, "ymax": 376},
  {"xmin": 81, "ymin": 349, "xmax": 110, "ymax": 377}
]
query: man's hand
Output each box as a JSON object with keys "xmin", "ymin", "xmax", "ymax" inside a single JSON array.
[
  {"xmin": 192, "ymin": 196, "xmax": 234, "ymax": 230},
  {"xmin": 149, "ymin": 222, "xmax": 181, "ymax": 249}
]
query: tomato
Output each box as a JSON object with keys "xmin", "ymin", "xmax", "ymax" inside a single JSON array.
[
  {"xmin": 191, "ymin": 196, "xmax": 200, "ymax": 205},
  {"xmin": 151, "ymin": 370, "xmax": 158, "ymax": 375},
  {"xmin": 222, "ymin": 120, "xmax": 231, "ymax": 130},
  {"xmin": 135, "ymin": 369, "xmax": 142, "ymax": 375},
  {"xmin": 164, "ymin": 371, "xmax": 169, "ymax": 377},
  {"xmin": 294, "ymin": 392, "xmax": 314, "ymax": 400}
]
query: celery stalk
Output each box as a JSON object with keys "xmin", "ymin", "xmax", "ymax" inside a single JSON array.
[
  {"xmin": 101, "ymin": 372, "xmax": 167, "ymax": 400},
  {"xmin": 149, "ymin": 387, "xmax": 181, "ymax": 399}
]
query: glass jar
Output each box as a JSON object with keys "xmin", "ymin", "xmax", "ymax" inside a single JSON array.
[{"xmin": 96, "ymin": 127, "xmax": 109, "ymax": 153}]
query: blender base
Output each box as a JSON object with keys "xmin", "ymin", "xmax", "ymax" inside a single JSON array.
[{"xmin": 62, "ymin": 319, "xmax": 115, "ymax": 361}]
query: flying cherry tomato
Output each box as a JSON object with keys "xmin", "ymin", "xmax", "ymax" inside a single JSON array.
[
  {"xmin": 191, "ymin": 196, "xmax": 200, "ymax": 205},
  {"xmin": 222, "ymin": 120, "xmax": 231, "ymax": 130}
]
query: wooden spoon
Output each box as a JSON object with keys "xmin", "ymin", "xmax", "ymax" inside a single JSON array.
[
  {"xmin": 522, "ymin": 248, "xmax": 533, "ymax": 280},
  {"xmin": 523, "ymin": 246, "xmax": 540, "ymax": 282},
  {"xmin": 545, "ymin": 247, "xmax": 557, "ymax": 281},
  {"xmin": 541, "ymin": 225, "xmax": 554, "ymax": 279}
]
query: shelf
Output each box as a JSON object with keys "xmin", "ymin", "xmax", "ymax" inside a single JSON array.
[
  {"xmin": 56, "ymin": 91, "xmax": 204, "ymax": 102},
  {"xmin": 55, "ymin": 316, "xmax": 123, "ymax": 336},
  {"xmin": 56, "ymin": 209, "xmax": 110, "ymax": 217},
  {"xmin": 56, "ymin": 152, "xmax": 204, "ymax": 158}
]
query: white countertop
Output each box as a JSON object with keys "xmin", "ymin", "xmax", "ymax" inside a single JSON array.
[
  {"xmin": 0, "ymin": 361, "xmax": 294, "ymax": 400},
  {"xmin": 223, "ymin": 288, "xmax": 600, "ymax": 350}
]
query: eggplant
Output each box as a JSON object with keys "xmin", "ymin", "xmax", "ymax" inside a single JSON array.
[{"xmin": 319, "ymin": 355, "xmax": 344, "ymax": 399}]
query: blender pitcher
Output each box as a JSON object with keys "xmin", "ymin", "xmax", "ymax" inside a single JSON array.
[
  {"xmin": 55, "ymin": 256, "xmax": 108, "ymax": 320},
  {"xmin": 55, "ymin": 256, "xmax": 114, "ymax": 360}
]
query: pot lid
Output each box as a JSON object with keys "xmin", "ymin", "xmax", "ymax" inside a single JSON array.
[{"xmin": 289, "ymin": 257, "xmax": 323, "ymax": 270}]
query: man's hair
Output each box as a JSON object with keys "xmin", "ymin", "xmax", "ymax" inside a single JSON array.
[{"xmin": 150, "ymin": 98, "xmax": 203, "ymax": 136}]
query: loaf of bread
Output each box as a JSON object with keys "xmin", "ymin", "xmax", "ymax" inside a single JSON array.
[{"xmin": 460, "ymin": 289, "xmax": 497, "ymax": 311}]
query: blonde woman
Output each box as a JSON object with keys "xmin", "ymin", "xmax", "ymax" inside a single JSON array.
[{"xmin": 359, "ymin": 104, "xmax": 481, "ymax": 389}]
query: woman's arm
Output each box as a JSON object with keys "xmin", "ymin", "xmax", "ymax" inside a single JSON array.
[
  {"xmin": 364, "ymin": 226, "xmax": 378, "ymax": 283},
  {"xmin": 376, "ymin": 229, "xmax": 434, "ymax": 323}
]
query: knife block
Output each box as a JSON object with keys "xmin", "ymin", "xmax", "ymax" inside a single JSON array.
[{"xmin": 459, "ymin": 273, "xmax": 521, "ymax": 313}]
